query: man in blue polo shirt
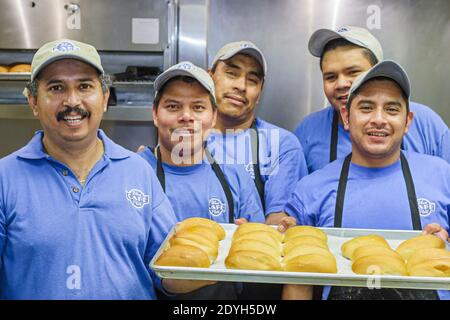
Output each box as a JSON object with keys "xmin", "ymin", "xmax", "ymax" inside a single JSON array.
[
  {"xmin": 294, "ymin": 26, "xmax": 449, "ymax": 173},
  {"xmin": 284, "ymin": 60, "xmax": 450, "ymax": 300},
  {"xmin": 139, "ymin": 61, "xmax": 267, "ymax": 299},
  {"xmin": 207, "ymin": 41, "xmax": 307, "ymax": 300},
  {"xmin": 0, "ymin": 39, "xmax": 188, "ymax": 299}
]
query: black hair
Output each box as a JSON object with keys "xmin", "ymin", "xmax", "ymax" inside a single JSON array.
[{"xmin": 319, "ymin": 38, "xmax": 379, "ymax": 70}]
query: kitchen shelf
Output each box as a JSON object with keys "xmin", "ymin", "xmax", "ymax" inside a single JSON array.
[{"xmin": 0, "ymin": 104, "xmax": 153, "ymax": 122}]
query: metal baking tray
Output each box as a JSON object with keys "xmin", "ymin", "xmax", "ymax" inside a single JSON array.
[
  {"xmin": 0, "ymin": 73, "xmax": 31, "ymax": 81},
  {"xmin": 150, "ymin": 223, "xmax": 450, "ymax": 290}
]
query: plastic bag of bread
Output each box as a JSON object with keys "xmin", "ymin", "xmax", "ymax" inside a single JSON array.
[
  {"xmin": 341, "ymin": 235, "xmax": 390, "ymax": 260},
  {"xmin": 396, "ymin": 234, "xmax": 445, "ymax": 261}
]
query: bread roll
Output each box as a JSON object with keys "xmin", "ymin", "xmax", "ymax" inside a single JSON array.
[
  {"xmin": 396, "ymin": 235, "xmax": 445, "ymax": 261},
  {"xmin": 233, "ymin": 223, "xmax": 283, "ymax": 242},
  {"xmin": 155, "ymin": 244, "xmax": 211, "ymax": 268},
  {"xmin": 408, "ymin": 258, "xmax": 450, "ymax": 277},
  {"xmin": 177, "ymin": 225, "xmax": 220, "ymax": 243},
  {"xmin": 283, "ymin": 244, "xmax": 333, "ymax": 265},
  {"xmin": 407, "ymin": 248, "xmax": 450, "ymax": 269},
  {"xmin": 229, "ymin": 238, "xmax": 281, "ymax": 258},
  {"xmin": 352, "ymin": 245, "xmax": 403, "ymax": 262},
  {"xmin": 352, "ymin": 254, "xmax": 407, "ymax": 276},
  {"xmin": 283, "ymin": 236, "xmax": 328, "ymax": 255},
  {"xmin": 176, "ymin": 217, "xmax": 225, "ymax": 240},
  {"xmin": 233, "ymin": 231, "xmax": 282, "ymax": 252},
  {"xmin": 0, "ymin": 66, "xmax": 9, "ymax": 73},
  {"xmin": 170, "ymin": 231, "xmax": 218, "ymax": 262},
  {"xmin": 9, "ymin": 64, "xmax": 31, "ymax": 73},
  {"xmin": 283, "ymin": 226, "xmax": 327, "ymax": 243},
  {"xmin": 284, "ymin": 253, "xmax": 337, "ymax": 273},
  {"xmin": 225, "ymin": 250, "xmax": 282, "ymax": 271},
  {"xmin": 341, "ymin": 235, "xmax": 390, "ymax": 260}
]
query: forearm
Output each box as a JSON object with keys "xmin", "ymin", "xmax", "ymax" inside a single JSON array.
[
  {"xmin": 282, "ymin": 284, "xmax": 313, "ymax": 300},
  {"xmin": 161, "ymin": 279, "xmax": 217, "ymax": 294}
]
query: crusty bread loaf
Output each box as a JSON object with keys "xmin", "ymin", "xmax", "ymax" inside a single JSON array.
[
  {"xmin": 284, "ymin": 253, "xmax": 337, "ymax": 273},
  {"xmin": 0, "ymin": 66, "xmax": 9, "ymax": 73},
  {"xmin": 225, "ymin": 250, "xmax": 282, "ymax": 271},
  {"xmin": 233, "ymin": 223, "xmax": 283, "ymax": 242},
  {"xmin": 155, "ymin": 244, "xmax": 211, "ymax": 268},
  {"xmin": 396, "ymin": 234, "xmax": 445, "ymax": 261},
  {"xmin": 229, "ymin": 238, "xmax": 281, "ymax": 258},
  {"xmin": 283, "ymin": 244, "xmax": 334, "ymax": 265},
  {"xmin": 283, "ymin": 226, "xmax": 327, "ymax": 243},
  {"xmin": 341, "ymin": 235, "xmax": 390, "ymax": 260},
  {"xmin": 408, "ymin": 258, "xmax": 450, "ymax": 277},
  {"xmin": 233, "ymin": 230, "xmax": 282, "ymax": 252},
  {"xmin": 352, "ymin": 245, "xmax": 403, "ymax": 262},
  {"xmin": 352, "ymin": 254, "xmax": 407, "ymax": 276},
  {"xmin": 9, "ymin": 64, "xmax": 31, "ymax": 73},
  {"xmin": 170, "ymin": 230, "xmax": 218, "ymax": 262},
  {"xmin": 283, "ymin": 235, "xmax": 328, "ymax": 255},
  {"xmin": 407, "ymin": 248, "xmax": 450, "ymax": 269},
  {"xmin": 176, "ymin": 217, "xmax": 225, "ymax": 240}
]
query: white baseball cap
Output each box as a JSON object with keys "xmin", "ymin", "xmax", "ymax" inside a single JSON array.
[
  {"xmin": 211, "ymin": 41, "xmax": 267, "ymax": 78},
  {"xmin": 309, "ymin": 26, "xmax": 383, "ymax": 62},
  {"xmin": 154, "ymin": 61, "xmax": 216, "ymax": 105},
  {"xmin": 348, "ymin": 60, "xmax": 410, "ymax": 106}
]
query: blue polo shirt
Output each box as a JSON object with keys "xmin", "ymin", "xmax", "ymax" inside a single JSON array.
[
  {"xmin": 285, "ymin": 151, "xmax": 450, "ymax": 300},
  {"xmin": 294, "ymin": 102, "xmax": 450, "ymax": 173},
  {"xmin": 0, "ymin": 130, "xmax": 177, "ymax": 300},
  {"xmin": 138, "ymin": 148, "xmax": 265, "ymax": 224},
  {"xmin": 207, "ymin": 117, "xmax": 308, "ymax": 216}
]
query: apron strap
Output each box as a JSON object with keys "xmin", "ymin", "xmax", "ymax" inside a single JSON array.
[
  {"xmin": 330, "ymin": 110, "xmax": 339, "ymax": 162},
  {"xmin": 334, "ymin": 153, "xmax": 352, "ymax": 227},
  {"xmin": 250, "ymin": 119, "xmax": 266, "ymax": 212}
]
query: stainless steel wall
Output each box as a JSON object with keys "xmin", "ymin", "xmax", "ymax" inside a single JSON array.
[{"xmin": 207, "ymin": 0, "xmax": 450, "ymax": 130}]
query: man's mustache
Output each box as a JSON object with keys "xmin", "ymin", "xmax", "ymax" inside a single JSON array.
[{"xmin": 56, "ymin": 106, "xmax": 90, "ymax": 121}]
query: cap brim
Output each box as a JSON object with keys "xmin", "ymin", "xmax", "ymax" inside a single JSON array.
[
  {"xmin": 32, "ymin": 54, "xmax": 103, "ymax": 81},
  {"xmin": 308, "ymin": 29, "xmax": 343, "ymax": 57},
  {"xmin": 349, "ymin": 60, "xmax": 411, "ymax": 104},
  {"xmin": 213, "ymin": 47, "xmax": 266, "ymax": 77}
]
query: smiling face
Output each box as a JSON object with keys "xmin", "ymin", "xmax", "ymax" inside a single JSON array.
[
  {"xmin": 153, "ymin": 78, "xmax": 217, "ymax": 165},
  {"xmin": 321, "ymin": 46, "xmax": 373, "ymax": 111},
  {"xmin": 210, "ymin": 53, "xmax": 263, "ymax": 127},
  {"xmin": 28, "ymin": 58, "xmax": 108, "ymax": 149},
  {"xmin": 340, "ymin": 78, "xmax": 413, "ymax": 167}
]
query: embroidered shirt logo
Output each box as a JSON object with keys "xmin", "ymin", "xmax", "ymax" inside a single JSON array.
[
  {"xmin": 126, "ymin": 189, "xmax": 150, "ymax": 209},
  {"xmin": 53, "ymin": 41, "xmax": 80, "ymax": 53},
  {"xmin": 417, "ymin": 198, "xmax": 436, "ymax": 217},
  {"xmin": 245, "ymin": 163, "xmax": 255, "ymax": 180},
  {"xmin": 209, "ymin": 197, "xmax": 226, "ymax": 217}
]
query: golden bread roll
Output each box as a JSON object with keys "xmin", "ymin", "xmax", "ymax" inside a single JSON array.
[
  {"xmin": 9, "ymin": 63, "xmax": 31, "ymax": 73},
  {"xmin": 352, "ymin": 245, "xmax": 403, "ymax": 262},
  {"xmin": 283, "ymin": 244, "xmax": 334, "ymax": 265},
  {"xmin": 155, "ymin": 244, "xmax": 211, "ymax": 268},
  {"xmin": 408, "ymin": 258, "xmax": 450, "ymax": 277},
  {"xmin": 233, "ymin": 223, "xmax": 283, "ymax": 242},
  {"xmin": 283, "ymin": 236, "xmax": 328, "ymax": 255},
  {"xmin": 233, "ymin": 231, "xmax": 282, "ymax": 252},
  {"xmin": 177, "ymin": 225, "xmax": 220, "ymax": 243},
  {"xmin": 396, "ymin": 234, "xmax": 445, "ymax": 261},
  {"xmin": 407, "ymin": 248, "xmax": 450, "ymax": 269},
  {"xmin": 284, "ymin": 253, "xmax": 337, "ymax": 273},
  {"xmin": 341, "ymin": 235, "xmax": 390, "ymax": 260},
  {"xmin": 0, "ymin": 66, "xmax": 9, "ymax": 72},
  {"xmin": 351, "ymin": 254, "xmax": 407, "ymax": 276},
  {"xmin": 225, "ymin": 250, "xmax": 282, "ymax": 271},
  {"xmin": 229, "ymin": 238, "xmax": 281, "ymax": 259},
  {"xmin": 170, "ymin": 231, "xmax": 218, "ymax": 262},
  {"xmin": 283, "ymin": 226, "xmax": 327, "ymax": 243},
  {"xmin": 176, "ymin": 217, "xmax": 225, "ymax": 240}
]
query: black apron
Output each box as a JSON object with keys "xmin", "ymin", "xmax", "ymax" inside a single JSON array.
[
  {"xmin": 327, "ymin": 152, "xmax": 439, "ymax": 300},
  {"xmin": 153, "ymin": 146, "xmax": 238, "ymax": 300}
]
